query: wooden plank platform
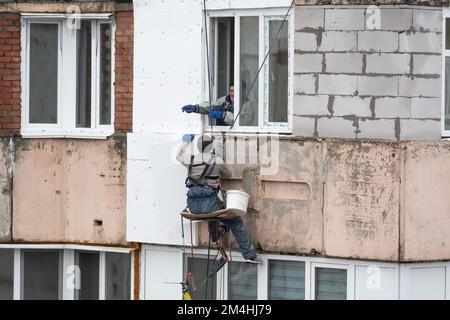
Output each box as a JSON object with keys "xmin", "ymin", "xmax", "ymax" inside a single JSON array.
[{"xmin": 180, "ymin": 209, "xmax": 240, "ymax": 221}]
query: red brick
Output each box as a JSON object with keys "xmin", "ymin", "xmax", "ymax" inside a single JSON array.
[
  {"xmin": 4, "ymin": 51, "xmax": 20, "ymax": 57},
  {"xmin": 5, "ymin": 63, "xmax": 19, "ymax": 69},
  {"xmin": 113, "ymin": 11, "xmax": 133, "ymax": 134},
  {"xmin": 0, "ymin": 80, "xmax": 12, "ymax": 87},
  {"xmin": 5, "ymin": 38, "xmax": 20, "ymax": 45},
  {"xmin": 2, "ymin": 75, "xmax": 20, "ymax": 81},
  {"xmin": 2, "ymin": 123, "xmax": 20, "ymax": 129},
  {"xmin": 0, "ymin": 14, "xmax": 21, "ymax": 134}
]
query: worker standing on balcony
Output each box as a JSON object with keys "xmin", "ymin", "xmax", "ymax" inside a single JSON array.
[{"xmin": 177, "ymin": 134, "xmax": 262, "ymax": 264}]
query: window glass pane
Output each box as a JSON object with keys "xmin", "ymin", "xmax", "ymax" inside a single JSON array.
[
  {"xmin": 29, "ymin": 23, "xmax": 58, "ymax": 124},
  {"xmin": 268, "ymin": 20, "xmax": 288, "ymax": 123},
  {"xmin": 446, "ymin": 19, "xmax": 450, "ymax": 50},
  {"xmin": 75, "ymin": 251, "xmax": 99, "ymax": 300},
  {"xmin": 105, "ymin": 252, "xmax": 131, "ymax": 300},
  {"xmin": 228, "ymin": 261, "xmax": 257, "ymax": 300},
  {"xmin": 100, "ymin": 23, "xmax": 112, "ymax": 125},
  {"xmin": 239, "ymin": 16, "xmax": 259, "ymax": 127},
  {"xmin": 269, "ymin": 260, "xmax": 305, "ymax": 300},
  {"xmin": 186, "ymin": 256, "xmax": 216, "ymax": 300},
  {"xmin": 446, "ymin": 57, "xmax": 450, "ymax": 131},
  {"xmin": 216, "ymin": 18, "xmax": 234, "ymax": 99},
  {"xmin": 0, "ymin": 249, "xmax": 14, "ymax": 300},
  {"xmin": 315, "ymin": 268, "xmax": 347, "ymax": 300},
  {"xmin": 76, "ymin": 20, "xmax": 92, "ymax": 128},
  {"xmin": 22, "ymin": 250, "xmax": 61, "ymax": 300}
]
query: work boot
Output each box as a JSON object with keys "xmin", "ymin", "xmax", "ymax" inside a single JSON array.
[{"xmin": 245, "ymin": 254, "xmax": 263, "ymax": 264}]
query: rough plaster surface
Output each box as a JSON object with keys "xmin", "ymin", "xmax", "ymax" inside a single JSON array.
[
  {"xmin": 0, "ymin": 138, "xmax": 13, "ymax": 241},
  {"xmin": 402, "ymin": 142, "xmax": 450, "ymax": 261},
  {"xmin": 11, "ymin": 137, "xmax": 127, "ymax": 245},
  {"xmin": 324, "ymin": 141, "xmax": 400, "ymax": 260},
  {"xmin": 198, "ymin": 137, "xmax": 450, "ymax": 262}
]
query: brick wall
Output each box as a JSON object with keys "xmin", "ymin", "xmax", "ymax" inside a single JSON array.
[
  {"xmin": 114, "ymin": 11, "xmax": 134, "ymax": 134},
  {"xmin": 0, "ymin": 13, "xmax": 21, "ymax": 135},
  {"xmin": 293, "ymin": 6, "xmax": 442, "ymax": 141}
]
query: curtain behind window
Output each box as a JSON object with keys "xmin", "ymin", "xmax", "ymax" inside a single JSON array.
[
  {"xmin": 315, "ymin": 268, "xmax": 347, "ymax": 300},
  {"xmin": 269, "ymin": 260, "xmax": 305, "ymax": 300},
  {"xmin": 228, "ymin": 261, "xmax": 257, "ymax": 300}
]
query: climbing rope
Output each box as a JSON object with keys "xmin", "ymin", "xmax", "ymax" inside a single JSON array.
[
  {"xmin": 202, "ymin": 0, "xmax": 214, "ymax": 137},
  {"xmin": 205, "ymin": 234, "xmax": 212, "ymax": 299},
  {"xmin": 188, "ymin": 0, "xmax": 295, "ymax": 300}
]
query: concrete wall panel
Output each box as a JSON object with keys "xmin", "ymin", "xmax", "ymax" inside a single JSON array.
[
  {"xmin": 12, "ymin": 138, "xmax": 127, "ymax": 245},
  {"xmin": 323, "ymin": 141, "xmax": 400, "ymax": 260},
  {"xmin": 0, "ymin": 138, "xmax": 12, "ymax": 241},
  {"xmin": 402, "ymin": 142, "xmax": 450, "ymax": 261}
]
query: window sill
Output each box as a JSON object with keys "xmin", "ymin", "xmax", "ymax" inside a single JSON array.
[
  {"xmin": 205, "ymin": 125, "xmax": 292, "ymax": 135},
  {"xmin": 21, "ymin": 128, "xmax": 114, "ymax": 140}
]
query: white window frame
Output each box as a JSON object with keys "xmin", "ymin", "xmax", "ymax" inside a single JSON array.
[
  {"xmin": 20, "ymin": 14, "xmax": 116, "ymax": 139},
  {"xmin": 442, "ymin": 10, "xmax": 450, "ymax": 137},
  {"xmin": 226, "ymin": 255, "xmax": 259, "ymax": 300},
  {"xmin": 265, "ymin": 256, "xmax": 307, "ymax": 300},
  {"xmin": 19, "ymin": 249, "xmax": 64, "ymax": 300},
  {"xmin": 179, "ymin": 248, "xmax": 360, "ymax": 301},
  {"xmin": 183, "ymin": 253, "xmax": 226, "ymax": 300},
  {"xmin": 145, "ymin": 244, "xmax": 450, "ymax": 301},
  {"xmin": 0, "ymin": 244, "xmax": 134, "ymax": 300},
  {"xmin": 74, "ymin": 250, "xmax": 103, "ymax": 300},
  {"xmin": 310, "ymin": 262, "xmax": 354, "ymax": 300},
  {"xmin": 399, "ymin": 262, "xmax": 450, "ymax": 300},
  {"xmin": 205, "ymin": 7, "xmax": 294, "ymax": 134}
]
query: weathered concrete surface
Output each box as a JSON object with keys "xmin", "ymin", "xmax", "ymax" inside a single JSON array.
[
  {"xmin": 256, "ymin": 140, "xmax": 324, "ymax": 254},
  {"xmin": 0, "ymin": 138, "xmax": 13, "ymax": 242},
  {"xmin": 198, "ymin": 139, "xmax": 324, "ymax": 255},
  {"xmin": 324, "ymin": 140, "xmax": 400, "ymax": 261},
  {"xmin": 402, "ymin": 142, "xmax": 450, "ymax": 261},
  {"xmin": 12, "ymin": 137, "xmax": 127, "ymax": 245},
  {"xmin": 198, "ymin": 137, "xmax": 450, "ymax": 262}
]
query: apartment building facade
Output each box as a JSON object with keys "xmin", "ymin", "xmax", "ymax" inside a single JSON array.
[
  {"xmin": 0, "ymin": 0, "xmax": 137, "ymax": 300},
  {"xmin": 1, "ymin": 0, "xmax": 450, "ymax": 301},
  {"xmin": 129, "ymin": 0, "xmax": 450, "ymax": 300}
]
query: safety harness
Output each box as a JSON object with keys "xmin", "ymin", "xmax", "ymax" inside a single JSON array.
[{"xmin": 185, "ymin": 155, "xmax": 220, "ymax": 191}]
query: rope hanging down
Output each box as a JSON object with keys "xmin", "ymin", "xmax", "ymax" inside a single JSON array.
[
  {"xmin": 194, "ymin": 0, "xmax": 295, "ymax": 300},
  {"xmin": 203, "ymin": 0, "xmax": 214, "ymax": 136},
  {"xmin": 228, "ymin": 0, "xmax": 295, "ymax": 132}
]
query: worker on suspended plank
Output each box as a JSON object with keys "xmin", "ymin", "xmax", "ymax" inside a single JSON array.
[
  {"xmin": 177, "ymin": 134, "xmax": 262, "ymax": 264},
  {"xmin": 181, "ymin": 85, "xmax": 235, "ymax": 126}
]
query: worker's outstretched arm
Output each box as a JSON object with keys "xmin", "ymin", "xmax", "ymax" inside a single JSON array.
[{"xmin": 196, "ymin": 99, "xmax": 222, "ymax": 114}]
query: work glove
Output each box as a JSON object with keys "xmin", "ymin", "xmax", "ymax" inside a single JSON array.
[
  {"xmin": 208, "ymin": 111, "xmax": 224, "ymax": 120},
  {"xmin": 182, "ymin": 105, "xmax": 198, "ymax": 113},
  {"xmin": 182, "ymin": 134, "xmax": 195, "ymax": 143}
]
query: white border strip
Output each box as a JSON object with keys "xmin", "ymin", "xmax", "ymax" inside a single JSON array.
[
  {"xmin": 21, "ymin": 13, "xmax": 112, "ymax": 19},
  {"xmin": 0, "ymin": 244, "xmax": 136, "ymax": 253}
]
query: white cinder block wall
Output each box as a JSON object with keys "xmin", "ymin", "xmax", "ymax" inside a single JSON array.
[{"xmin": 293, "ymin": 6, "xmax": 442, "ymax": 140}]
